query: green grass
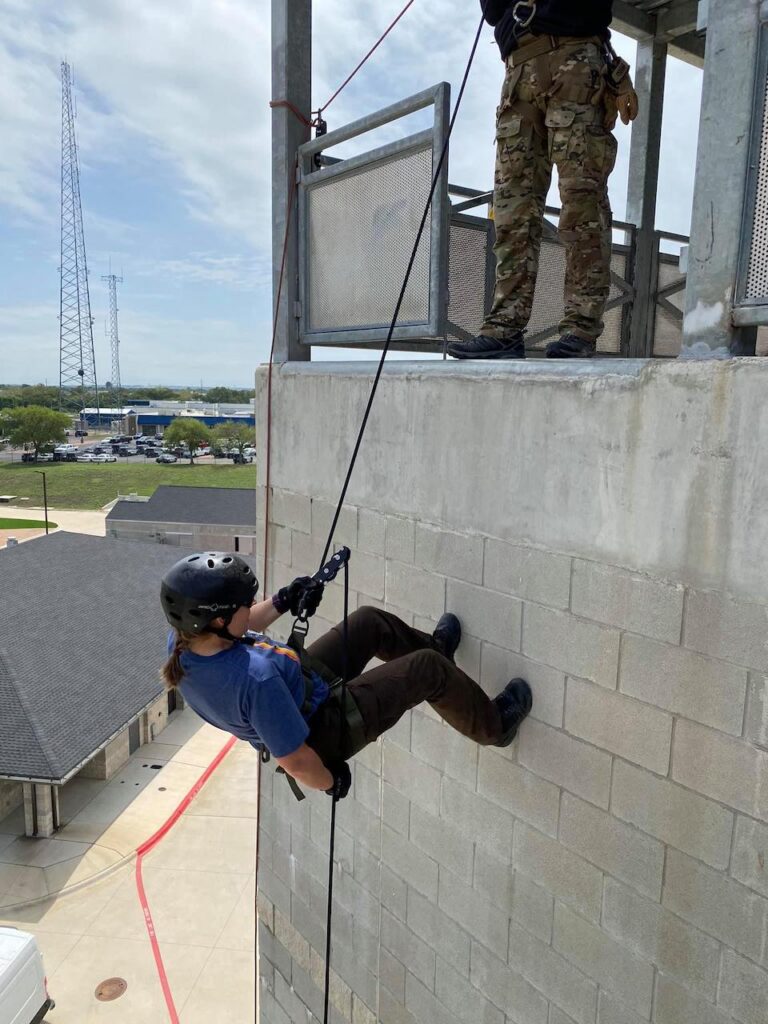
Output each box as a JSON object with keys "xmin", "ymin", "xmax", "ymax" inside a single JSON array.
[
  {"xmin": 0, "ymin": 461, "xmax": 256, "ymax": 510},
  {"xmin": 0, "ymin": 517, "xmax": 58, "ymax": 529}
]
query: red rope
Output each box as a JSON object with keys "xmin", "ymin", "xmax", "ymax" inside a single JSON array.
[
  {"xmin": 318, "ymin": 0, "xmax": 416, "ymax": 115},
  {"xmin": 268, "ymin": 99, "xmax": 315, "ymax": 129}
]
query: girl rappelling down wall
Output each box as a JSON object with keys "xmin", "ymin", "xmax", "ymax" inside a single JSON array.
[{"xmin": 159, "ymin": 552, "xmax": 532, "ymax": 800}]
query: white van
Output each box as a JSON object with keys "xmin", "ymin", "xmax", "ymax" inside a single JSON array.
[{"xmin": 0, "ymin": 927, "xmax": 54, "ymax": 1024}]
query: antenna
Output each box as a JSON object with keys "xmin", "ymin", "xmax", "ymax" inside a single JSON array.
[
  {"xmin": 59, "ymin": 60, "xmax": 99, "ymax": 419},
  {"xmin": 102, "ymin": 273, "xmax": 124, "ymax": 421}
]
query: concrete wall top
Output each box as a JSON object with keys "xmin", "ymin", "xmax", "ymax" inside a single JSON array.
[{"xmin": 256, "ymin": 360, "xmax": 768, "ymax": 602}]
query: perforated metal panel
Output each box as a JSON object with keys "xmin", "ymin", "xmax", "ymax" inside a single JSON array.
[
  {"xmin": 745, "ymin": 71, "xmax": 768, "ymax": 301},
  {"xmin": 652, "ymin": 257, "xmax": 686, "ymax": 357},
  {"xmin": 306, "ymin": 145, "xmax": 432, "ymax": 331},
  {"xmin": 446, "ymin": 216, "xmax": 492, "ymax": 341}
]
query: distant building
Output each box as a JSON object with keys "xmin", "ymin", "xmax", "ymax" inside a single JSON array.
[
  {"xmin": 106, "ymin": 485, "xmax": 257, "ymax": 553},
  {"xmin": 0, "ymin": 533, "xmax": 247, "ymax": 837},
  {"xmin": 79, "ymin": 398, "xmax": 255, "ymax": 434}
]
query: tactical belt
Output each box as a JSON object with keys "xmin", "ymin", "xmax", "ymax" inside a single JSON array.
[
  {"xmin": 509, "ymin": 33, "xmax": 605, "ymax": 69},
  {"xmin": 266, "ymin": 629, "xmax": 366, "ymax": 801}
]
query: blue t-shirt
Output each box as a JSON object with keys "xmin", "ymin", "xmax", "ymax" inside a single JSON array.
[{"xmin": 172, "ymin": 632, "xmax": 330, "ymax": 758}]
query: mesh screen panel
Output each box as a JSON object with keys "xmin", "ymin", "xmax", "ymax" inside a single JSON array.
[
  {"xmin": 746, "ymin": 75, "xmax": 768, "ymax": 300},
  {"xmin": 652, "ymin": 258, "xmax": 685, "ymax": 357},
  {"xmin": 306, "ymin": 145, "xmax": 432, "ymax": 332},
  {"xmin": 446, "ymin": 219, "xmax": 490, "ymax": 340},
  {"xmin": 525, "ymin": 239, "xmax": 627, "ymax": 353}
]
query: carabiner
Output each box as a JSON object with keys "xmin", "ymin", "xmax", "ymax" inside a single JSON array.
[{"xmin": 512, "ymin": 1, "xmax": 536, "ymax": 29}]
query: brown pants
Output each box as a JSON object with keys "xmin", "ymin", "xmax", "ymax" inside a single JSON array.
[{"xmin": 305, "ymin": 606, "xmax": 503, "ymax": 763}]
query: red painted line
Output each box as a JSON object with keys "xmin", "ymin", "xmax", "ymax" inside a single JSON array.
[{"xmin": 134, "ymin": 735, "xmax": 238, "ymax": 1023}]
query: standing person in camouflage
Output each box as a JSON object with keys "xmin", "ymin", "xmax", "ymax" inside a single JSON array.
[{"xmin": 448, "ymin": 1, "xmax": 638, "ymax": 360}]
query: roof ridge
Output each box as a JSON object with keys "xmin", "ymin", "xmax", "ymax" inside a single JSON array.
[{"xmin": 0, "ymin": 646, "xmax": 57, "ymax": 778}]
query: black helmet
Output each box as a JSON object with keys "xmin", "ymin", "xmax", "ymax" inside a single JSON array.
[{"xmin": 160, "ymin": 552, "xmax": 259, "ymax": 634}]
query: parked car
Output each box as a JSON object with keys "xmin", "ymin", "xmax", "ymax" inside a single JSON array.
[
  {"xmin": 156, "ymin": 453, "xmax": 178, "ymax": 464},
  {"xmin": 76, "ymin": 453, "xmax": 95, "ymax": 463},
  {"xmin": 0, "ymin": 926, "xmax": 55, "ymax": 1024},
  {"xmin": 230, "ymin": 452, "xmax": 253, "ymax": 464},
  {"xmin": 54, "ymin": 444, "xmax": 77, "ymax": 453},
  {"xmin": 91, "ymin": 453, "xmax": 117, "ymax": 463},
  {"xmin": 74, "ymin": 429, "xmax": 88, "ymax": 437},
  {"xmin": 21, "ymin": 452, "xmax": 53, "ymax": 463}
]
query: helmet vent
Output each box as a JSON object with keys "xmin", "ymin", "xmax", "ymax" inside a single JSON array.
[
  {"xmin": 223, "ymin": 556, "xmax": 232, "ymax": 563},
  {"xmin": 207, "ymin": 558, "xmax": 215, "ymax": 568},
  {"xmin": 188, "ymin": 555, "xmax": 200, "ymax": 562}
]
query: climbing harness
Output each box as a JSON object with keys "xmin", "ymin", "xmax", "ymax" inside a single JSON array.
[{"xmin": 259, "ymin": 5, "xmax": 492, "ymax": 1023}]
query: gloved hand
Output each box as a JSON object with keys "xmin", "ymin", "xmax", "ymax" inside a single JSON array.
[
  {"xmin": 272, "ymin": 576, "xmax": 325, "ymax": 617},
  {"xmin": 602, "ymin": 54, "xmax": 639, "ymax": 129},
  {"xmin": 325, "ymin": 762, "xmax": 352, "ymax": 801}
]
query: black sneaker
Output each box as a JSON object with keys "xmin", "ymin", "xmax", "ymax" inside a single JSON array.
[
  {"xmin": 432, "ymin": 613, "xmax": 461, "ymax": 662},
  {"xmin": 545, "ymin": 334, "xmax": 596, "ymax": 358},
  {"xmin": 447, "ymin": 332, "xmax": 525, "ymax": 360},
  {"xmin": 493, "ymin": 678, "xmax": 532, "ymax": 746}
]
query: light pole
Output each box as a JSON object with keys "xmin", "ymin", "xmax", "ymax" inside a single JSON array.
[{"xmin": 34, "ymin": 470, "xmax": 49, "ymax": 535}]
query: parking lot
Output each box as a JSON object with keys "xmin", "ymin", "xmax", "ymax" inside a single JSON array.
[{"xmin": 1, "ymin": 434, "xmax": 255, "ymax": 467}]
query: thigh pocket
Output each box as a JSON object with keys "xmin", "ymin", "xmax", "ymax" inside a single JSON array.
[{"xmin": 496, "ymin": 114, "xmax": 534, "ymax": 179}]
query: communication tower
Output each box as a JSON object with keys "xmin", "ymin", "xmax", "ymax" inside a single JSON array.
[
  {"xmin": 59, "ymin": 61, "xmax": 99, "ymax": 417},
  {"xmin": 102, "ymin": 273, "xmax": 123, "ymax": 420}
]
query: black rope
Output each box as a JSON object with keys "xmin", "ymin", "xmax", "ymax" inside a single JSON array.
[{"xmin": 316, "ymin": 13, "xmax": 488, "ymax": 1024}]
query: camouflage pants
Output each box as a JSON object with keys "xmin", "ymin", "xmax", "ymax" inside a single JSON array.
[{"xmin": 482, "ymin": 40, "xmax": 617, "ymax": 342}]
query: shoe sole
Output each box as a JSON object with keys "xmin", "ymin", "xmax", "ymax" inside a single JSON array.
[
  {"xmin": 447, "ymin": 348, "xmax": 526, "ymax": 360},
  {"xmin": 495, "ymin": 680, "xmax": 533, "ymax": 747}
]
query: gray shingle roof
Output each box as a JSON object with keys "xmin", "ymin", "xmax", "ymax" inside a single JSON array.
[
  {"xmin": 0, "ymin": 533, "xmax": 254, "ymax": 782},
  {"xmin": 106, "ymin": 485, "xmax": 255, "ymax": 528}
]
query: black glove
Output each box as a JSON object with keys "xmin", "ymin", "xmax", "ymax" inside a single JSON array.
[
  {"xmin": 325, "ymin": 762, "xmax": 351, "ymax": 801},
  {"xmin": 272, "ymin": 575, "xmax": 323, "ymax": 617}
]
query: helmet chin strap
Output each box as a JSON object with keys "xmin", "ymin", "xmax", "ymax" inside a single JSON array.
[{"xmin": 208, "ymin": 614, "xmax": 244, "ymax": 644}]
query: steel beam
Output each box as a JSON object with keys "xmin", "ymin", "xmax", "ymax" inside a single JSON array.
[
  {"xmin": 682, "ymin": 0, "xmax": 762, "ymax": 356},
  {"xmin": 271, "ymin": 0, "xmax": 311, "ymax": 362},
  {"xmin": 627, "ymin": 38, "xmax": 668, "ymax": 357}
]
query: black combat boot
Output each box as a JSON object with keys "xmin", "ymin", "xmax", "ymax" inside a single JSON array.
[
  {"xmin": 447, "ymin": 330, "xmax": 525, "ymax": 360},
  {"xmin": 545, "ymin": 334, "xmax": 596, "ymax": 358},
  {"xmin": 493, "ymin": 678, "xmax": 532, "ymax": 746},
  {"xmin": 432, "ymin": 612, "xmax": 461, "ymax": 662}
]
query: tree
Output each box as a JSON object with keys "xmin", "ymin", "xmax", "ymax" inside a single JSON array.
[
  {"xmin": 5, "ymin": 406, "xmax": 70, "ymax": 461},
  {"xmin": 206, "ymin": 387, "xmax": 254, "ymax": 404},
  {"xmin": 211, "ymin": 421, "xmax": 254, "ymax": 458},
  {"xmin": 163, "ymin": 418, "xmax": 211, "ymax": 463}
]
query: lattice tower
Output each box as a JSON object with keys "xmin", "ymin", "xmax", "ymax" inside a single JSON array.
[
  {"xmin": 59, "ymin": 61, "xmax": 99, "ymax": 416},
  {"xmin": 102, "ymin": 274, "xmax": 123, "ymax": 417}
]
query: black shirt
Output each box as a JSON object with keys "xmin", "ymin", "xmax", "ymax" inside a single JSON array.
[{"xmin": 481, "ymin": 1, "xmax": 613, "ymax": 60}]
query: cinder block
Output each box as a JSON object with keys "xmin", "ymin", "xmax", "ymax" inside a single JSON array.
[
  {"xmin": 559, "ymin": 793, "xmax": 664, "ymax": 900},
  {"xmin": 663, "ymin": 848, "xmax": 768, "ymax": 963},
  {"xmin": 415, "ymin": 523, "xmax": 484, "ymax": 584},
  {"xmin": 411, "ymin": 710, "xmax": 478, "ymax": 790},
  {"xmin": 596, "ymin": 990, "xmax": 649, "ymax": 1024},
  {"xmin": 405, "ymin": 972, "xmax": 465, "ymax": 1024},
  {"xmin": 289, "ymin": 526, "xmax": 316, "ymax": 574},
  {"xmin": 353, "ymin": 763, "xmax": 381, "ymax": 817},
  {"xmin": 522, "ymin": 604, "xmax": 620, "ymax": 689},
  {"xmin": 484, "ymin": 539, "xmax": 571, "ymax": 609},
  {"xmin": 410, "ymin": 805, "xmax": 475, "ymax": 881},
  {"xmin": 274, "ymin": 908, "xmax": 311, "ymax": 972},
  {"xmin": 745, "ymin": 672, "xmax": 768, "ymax": 749},
  {"xmin": 379, "ymin": 986, "xmax": 417, "ymax": 1024},
  {"xmin": 469, "ymin": 941, "xmax": 549, "ymax": 1024},
  {"xmin": 353, "ymin": 995, "xmax": 378, "ymax": 1024},
  {"xmin": 719, "ymin": 949, "xmax": 768, "ymax": 1024},
  {"xmin": 550, "ymin": 1009, "xmax": 580, "ymax": 1024},
  {"xmin": 572, "ymin": 559, "xmax": 683, "ymax": 643},
  {"xmin": 477, "ymin": 748, "xmax": 560, "ymax": 837},
  {"xmin": 733, "ymin": 815, "xmax": 768, "ymax": 897},
  {"xmin": 508, "ymin": 920, "xmax": 598, "ymax": 1024},
  {"xmin": 654, "ymin": 976, "xmax": 732, "ymax": 1024},
  {"xmin": 685, "ymin": 589, "xmax": 768, "ymax": 671},
  {"xmin": 602, "ymin": 876, "xmax": 720, "ymax": 998},
  {"xmin": 611, "ymin": 760, "xmax": 733, "ymax": 869},
  {"xmin": 345, "ymin": 551, "xmax": 385, "ymax": 601},
  {"xmin": 264, "ymin": 524, "xmax": 291, "ymax": 566},
  {"xmin": 383, "ymin": 742, "xmax": 441, "ymax": 814},
  {"xmin": 438, "ymin": 869, "xmax": 509, "ymax": 961},
  {"xmin": 358, "ymin": 509, "xmax": 386, "ymax": 554},
  {"xmin": 447, "ymin": 580, "xmax": 522, "ymax": 650},
  {"xmin": 480, "ymin": 644, "xmax": 565, "ymax": 726},
  {"xmin": 386, "ymin": 516, "xmax": 415, "ymax": 563},
  {"xmin": 406, "ymin": 886, "xmax": 471, "ymax": 977},
  {"xmin": 513, "ymin": 822, "xmax": 603, "ymax": 923},
  {"xmin": 382, "ymin": 781, "xmax": 410, "ymax": 837},
  {"xmin": 441, "ymin": 777, "xmax": 515, "ymax": 859},
  {"xmin": 511, "ymin": 872, "xmax": 554, "ymax": 945},
  {"xmin": 553, "ymin": 903, "xmax": 654, "ymax": 1018},
  {"xmin": 311, "ymin": 498, "xmax": 358, "ymax": 547},
  {"xmin": 518, "ymin": 718, "xmax": 612, "ymax": 808},
  {"xmin": 434, "ymin": 959, "xmax": 505, "ymax": 1024},
  {"xmin": 386, "ymin": 561, "xmax": 445, "ymax": 620},
  {"xmin": 271, "ymin": 488, "xmax": 311, "ymax": 533},
  {"xmin": 380, "ymin": 909, "xmax": 436, "ymax": 990},
  {"xmin": 382, "ymin": 825, "xmax": 438, "ymax": 902},
  {"xmin": 379, "ymin": 947, "xmax": 406, "ymax": 1002},
  {"xmin": 620, "ymin": 634, "xmax": 747, "ymax": 735},
  {"xmin": 473, "ymin": 846, "xmax": 515, "ymax": 914},
  {"xmin": 566, "ymin": 677, "xmax": 672, "ymax": 774},
  {"xmin": 672, "ymin": 718, "xmax": 768, "ymax": 821},
  {"xmin": 381, "ymin": 864, "xmax": 407, "ymax": 922}
]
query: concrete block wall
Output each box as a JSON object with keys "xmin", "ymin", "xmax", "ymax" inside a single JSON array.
[
  {"xmin": 0, "ymin": 781, "xmax": 22, "ymax": 821},
  {"xmin": 255, "ymin": 361, "xmax": 768, "ymax": 1024}
]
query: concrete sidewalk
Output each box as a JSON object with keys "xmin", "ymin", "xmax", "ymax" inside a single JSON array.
[
  {"xmin": 0, "ymin": 710, "xmax": 259, "ymax": 1021},
  {"xmin": 1, "ymin": 504, "xmax": 107, "ymax": 548}
]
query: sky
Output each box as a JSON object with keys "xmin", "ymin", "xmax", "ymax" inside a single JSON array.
[{"xmin": 0, "ymin": 0, "xmax": 703, "ymax": 387}]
